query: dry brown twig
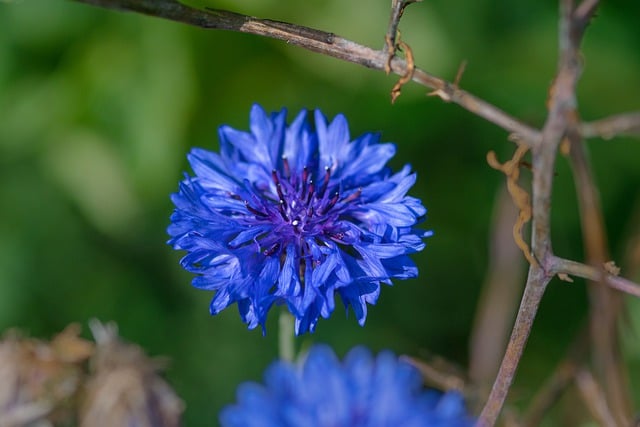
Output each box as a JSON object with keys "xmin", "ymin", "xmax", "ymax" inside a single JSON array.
[
  {"xmin": 428, "ymin": 59, "xmax": 467, "ymax": 101},
  {"xmin": 562, "ymin": 3, "xmax": 632, "ymax": 419},
  {"xmin": 478, "ymin": 0, "xmax": 622, "ymax": 425},
  {"xmin": 520, "ymin": 330, "xmax": 587, "ymax": 427},
  {"xmin": 521, "ymin": 252, "xmax": 640, "ymax": 427},
  {"xmin": 575, "ymin": 369, "xmax": 618, "ymax": 427},
  {"xmin": 622, "ymin": 198, "xmax": 640, "ymax": 279},
  {"xmin": 384, "ymin": 0, "xmax": 421, "ymax": 75},
  {"xmin": 73, "ymin": 0, "xmax": 542, "ymax": 146},
  {"xmin": 401, "ymin": 355, "xmax": 467, "ymax": 392},
  {"xmin": 581, "ymin": 111, "xmax": 640, "ymax": 140},
  {"xmin": 469, "ymin": 187, "xmax": 526, "ymax": 390},
  {"xmin": 549, "ymin": 256, "xmax": 640, "ymax": 298}
]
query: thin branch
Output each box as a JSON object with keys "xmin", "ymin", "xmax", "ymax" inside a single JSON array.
[
  {"xmin": 549, "ymin": 256, "xmax": 640, "ymax": 298},
  {"xmin": 573, "ymin": 0, "xmax": 599, "ymax": 27},
  {"xmin": 599, "ymin": 274, "xmax": 640, "ymax": 297},
  {"xmin": 384, "ymin": 0, "xmax": 421, "ymax": 73},
  {"xmin": 563, "ymin": 0, "xmax": 633, "ymax": 418},
  {"xmin": 477, "ymin": 1, "xmax": 600, "ymax": 425},
  {"xmin": 521, "ymin": 329, "xmax": 588, "ymax": 427},
  {"xmin": 72, "ymin": 0, "xmax": 541, "ymax": 146},
  {"xmin": 580, "ymin": 111, "xmax": 640, "ymax": 140},
  {"xmin": 476, "ymin": 266, "xmax": 552, "ymax": 427},
  {"xmin": 575, "ymin": 369, "xmax": 618, "ymax": 427},
  {"xmin": 386, "ymin": 0, "xmax": 421, "ymax": 46},
  {"xmin": 401, "ymin": 355, "xmax": 466, "ymax": 392},
  {"xmin": 567, "ymin": 120, "xmax": 632, "ymax": 425},
  {"xmin": 622, "ymin": 197, "xmax": 640, "ymax": 279},
  {"xmin": 469, "ymin": 187, "xmax": 526, "ymax": 388}
]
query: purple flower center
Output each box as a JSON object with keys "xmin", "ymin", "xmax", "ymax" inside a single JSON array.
[{"xmin": 236, "ymin": 157, "xmax": 361, "ymax": 257}]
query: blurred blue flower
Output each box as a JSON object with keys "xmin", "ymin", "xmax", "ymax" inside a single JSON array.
[
  {"xmin": 220, "ymin": 345, "xmax": 475, "ymax": 427},
  {"xmin": 168, "ymin": 104, "xmax": 430, "ymax": 334}
]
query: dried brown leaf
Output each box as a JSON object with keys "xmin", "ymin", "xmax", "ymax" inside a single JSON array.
[
  {"xmin": 0, "ymin": 325, "xmax": 90, "ymax": 427},
  {"xmin": 79, "ymin": 320, "xmax": 183, "ymax": 427}
]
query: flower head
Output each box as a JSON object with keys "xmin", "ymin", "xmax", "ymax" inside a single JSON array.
[
  {"xmin": 168, "ymin": 104, "xmax": 430, "ymax": 334},
  {"xmin": 220, "ymin": 345, "xmax": 475, "ymax": 427}
]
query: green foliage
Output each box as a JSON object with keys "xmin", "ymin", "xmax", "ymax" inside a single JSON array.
[{"xmin": 1, "ymin": 0, "xmax": 639, "ymax": 424}]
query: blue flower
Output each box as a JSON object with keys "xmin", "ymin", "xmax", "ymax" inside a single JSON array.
[
  {"xmin": 220, "ymin": 345, "xmax": 475, "ymax": 427},
  {"xmin": 168, "ymin": 104, "xmax": 430, "ymax": 334}
]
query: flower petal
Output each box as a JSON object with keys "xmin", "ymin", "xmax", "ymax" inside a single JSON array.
[
  {"xmin": 220, "ymin": 345, "xmax": 477, "ymax": 426},
  {"xmin": 168, "ymin": 105, "xmax": 429, "ymax": 334}
]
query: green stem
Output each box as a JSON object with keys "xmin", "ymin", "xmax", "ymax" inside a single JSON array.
[{"xmin": 278, "ymin": 309, "xmax": 295, "ymax": 362}]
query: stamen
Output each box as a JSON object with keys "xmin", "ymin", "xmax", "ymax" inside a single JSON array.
[
  {"xmin": 292, "ymin": 218, "xmax": 301, "ymax": 233},
  {"xmin": 306, "ymin": 181, "xmax": 315, "ymax": 204},
  {"xmin": 263, "ymin": 242, "xmax": 280, "ymax": 256},
  {"xmin": 276, "ymin": 183, "xmax": 285, "ymax": 202},
  {"xmin": 319, "ymin": 166, "xmax": 331, "ymax": 198},
  {"xmin": 330, "ymin": 232, "xmax": 345, "ymax": 240},
  {"xmin": 278, "ymin": 200, "xmax": 289, "ymax": 221},
  {"xmin": 282, "ymin": 156, "xmax": 290, "ymax": 178},
  {"xmin": 245, "ymin": 200, "xmax": 268, "ymax": 217},
  {"xmin": 228, "ymin": 192, "xmax": 242, "ymax": 201},
  {"xmin": 302, "ymin": 167, "xmax": 310, "ymax": 195},
  {"xmin": 322, "ymin": 191, "xmax": 340, "ymax": 214},
  {"xmin": 271, "ymin": 170, "xmax": 280, "ymax": 185},
  {"xmin": 343, "ymin": 187, "xmax": 362, "ymax": 203}
]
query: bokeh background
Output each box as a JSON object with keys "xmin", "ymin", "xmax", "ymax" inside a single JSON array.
[{"xmin": 1, "ymin": 0, "xmax": 640, "ymax": 425}]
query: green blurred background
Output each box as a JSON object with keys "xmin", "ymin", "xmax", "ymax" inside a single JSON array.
[{"xmin": 1, "ymin": 0, "xmax": 640, "ymax": 425}]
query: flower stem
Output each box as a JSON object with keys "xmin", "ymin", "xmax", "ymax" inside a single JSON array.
[
  {"xmin": 477, "ymin": 266, "xmax": 551, "ymax": 426},
  {"xmin": 278, "ymin": 309, "xmax": 295, "ymax": 362}
]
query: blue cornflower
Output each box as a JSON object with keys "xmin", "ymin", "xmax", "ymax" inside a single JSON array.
[
  {"xmin": 168, "ymin": 104, "xmax": 430, "ymax": 334},
  {"xmin": 220, "ymin": 345, "xmax": 475, "ymax": 427}
]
